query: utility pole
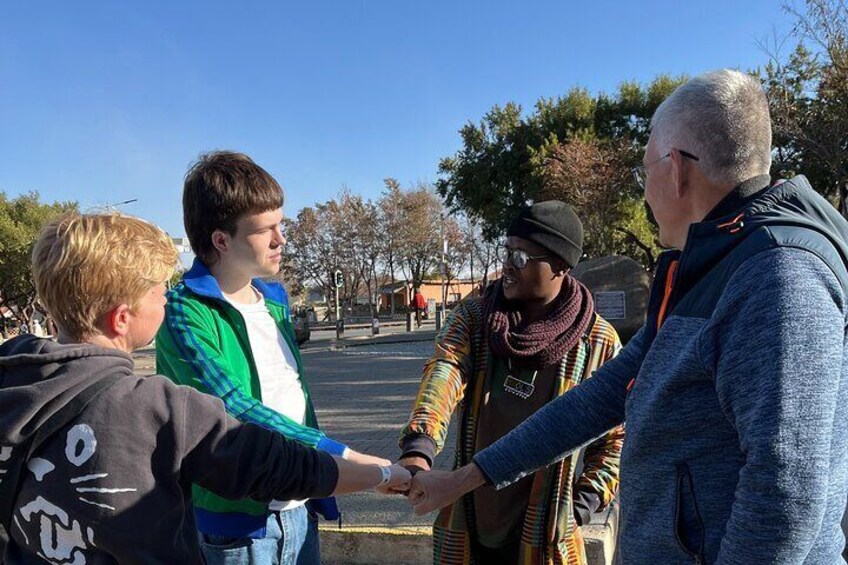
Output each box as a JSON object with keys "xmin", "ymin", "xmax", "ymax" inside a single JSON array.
[{"xmin": 440, "ymin": 213, "xmax": 447, "ymax": 319}]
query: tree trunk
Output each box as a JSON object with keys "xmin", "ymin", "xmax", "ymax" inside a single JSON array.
[
  {"xmin": 470, "ymin": 250, "xmax": 475, "ymax": 292},
  {"xmin": 614, "ymin": 227, "xmax": 656, "ymax": 272},
  {"xmin": 840, "ymin": 180, "xmax": 848, "ymax": 220}
]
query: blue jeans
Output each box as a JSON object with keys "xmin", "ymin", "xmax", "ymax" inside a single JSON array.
[{"xmin": 199, "ymin": 505, "xmax": 320, "ymax": 565}]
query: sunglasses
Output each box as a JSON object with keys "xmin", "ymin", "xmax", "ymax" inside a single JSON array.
[{"xmin": 498, "ymin": 246, "xmax": 551, "ymax": 269}]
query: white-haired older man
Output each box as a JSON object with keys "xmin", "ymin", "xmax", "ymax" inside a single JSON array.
[{"xmin": 407, "ymin": 69, "xmax": 848, "ymax": 564}]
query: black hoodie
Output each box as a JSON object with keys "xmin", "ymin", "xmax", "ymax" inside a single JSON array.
[{"xmin": 0, "ymin": 335, "xmax": 338, "ymax": 564}]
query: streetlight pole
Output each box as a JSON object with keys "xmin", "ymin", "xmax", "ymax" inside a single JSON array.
[
  {"xmin": 333, "ymin": 270, "xmax": 343, "ymax": 338},
  {"xmin": 105, "ymin": 198, "xmax": 138, "ymax": 212},
  {"xmin": 335, "ymin": 284, "xmax": 340, "ymax": 326}
]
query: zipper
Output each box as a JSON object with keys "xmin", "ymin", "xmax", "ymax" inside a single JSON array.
[
  {"xmin": 627, "ymin": 259, "xmax": 677, "ymax": 396},
  {"xmin": 656, "ymin": 260, "xmax": 679, "ymax": 332},
  {"xmin": 674, "ymin": 463, "xmax": 706, "ymax": 564}
]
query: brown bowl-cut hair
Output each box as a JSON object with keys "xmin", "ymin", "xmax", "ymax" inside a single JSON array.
[{"xmin": 182, "ymin": 151, "xmax": 284, "ymax": 265}]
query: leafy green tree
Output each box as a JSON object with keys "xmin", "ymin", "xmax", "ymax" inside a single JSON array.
[
  {"xmin": 594, "ymin": 75, "xmax": 686, "ymax": 145},
  {"xmin": 537, "ymin": 138, "xmax": 659, "ymax": 269},
  {"xmin": 763, "ymin": 0, "xmax": 848, "ymax": 217},
  {"xmin": 436, "ymin": 75, "xmax": 684, "ymax": 268},
  {"xmin": 436, "ymin": 102, "xmax": 539, "ymax": 241},
  {"xmin": 0, "ymin": 192, "xmax": 77, "ymax": 327}
]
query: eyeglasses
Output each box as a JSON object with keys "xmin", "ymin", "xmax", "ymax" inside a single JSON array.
[
  {"xmin": 632, "ymin": 149, "xmax": 700, "ymax": 190},
  {"xmin": 498, "ymin": 246, "xmax": 551, "ymax": 269}
]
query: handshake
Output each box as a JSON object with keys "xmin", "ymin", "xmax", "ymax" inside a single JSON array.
[{"xmin": 352, "ymin": 452, "xmax": 485, "ymax": 516}]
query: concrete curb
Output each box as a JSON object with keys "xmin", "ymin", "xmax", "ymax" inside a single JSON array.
[
  {"xmin": 301, "ymin": 332, "xmax": 437, "ymax": 352},
  {"xmin": 318, "ymin": 514, "xmax": 617, "ymax": 565},
  {"xmin": 318, "ymin": 526, "xmax": 432, "ymax": 565}
]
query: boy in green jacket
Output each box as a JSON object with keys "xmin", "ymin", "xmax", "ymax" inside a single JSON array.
[{"xmin": 156, "ymin": 151, "xmax": 387, "ymax": 565}]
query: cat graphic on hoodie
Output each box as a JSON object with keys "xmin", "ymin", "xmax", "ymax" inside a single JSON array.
[
  {"xmin": 0, "ymin": 335, "xmax": 340, "ymax": 565},
  {"xmin": 8, "ymin": 421, "xmax": 122, "ymax": 564}
]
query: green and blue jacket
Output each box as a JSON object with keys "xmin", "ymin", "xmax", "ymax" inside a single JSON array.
[{"xmin": 156, "ymin": 259, "xmax": 344, "ymax": 537}]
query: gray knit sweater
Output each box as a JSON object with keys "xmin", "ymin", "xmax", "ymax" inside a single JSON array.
[{"xmin": 474, "ymin": 176, "xmax": 848, "ymax": 564}]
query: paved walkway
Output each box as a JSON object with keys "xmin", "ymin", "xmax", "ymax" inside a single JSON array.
[{"xmin": 300, "ymin": 340, "xmax": 455, "ymax": 527}]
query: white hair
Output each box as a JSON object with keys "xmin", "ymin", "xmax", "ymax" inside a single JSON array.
[{"xmin": 650, "ymin": 69, "xmax": 772, "ymax": 185}]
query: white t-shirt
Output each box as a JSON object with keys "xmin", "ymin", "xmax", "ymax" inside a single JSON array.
[{"xmin": 228, "ymin": 293, "xmax": 307, "ymax": 512}]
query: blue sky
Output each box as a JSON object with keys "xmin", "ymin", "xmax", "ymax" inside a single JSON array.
[{"xmin": 1, "ymin": 1, "xmax": 796, "ymax": 237}]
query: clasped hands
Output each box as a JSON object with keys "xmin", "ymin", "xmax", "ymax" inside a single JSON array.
[
  {"xmin": 375, "ymin": 455, "xmax": 482, "ymax": 516},
  {"xmin": 364, "ymin": 454, "xmax": 593, "ymax": 524},
  {"xmin": 348, "ymin": 451, "xmax": 481, "ymax": 515}
]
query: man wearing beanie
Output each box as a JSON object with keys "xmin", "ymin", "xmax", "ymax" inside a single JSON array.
[{"xmin": 396, "ymin": 201, "xmax": 624, "ymax": 565}]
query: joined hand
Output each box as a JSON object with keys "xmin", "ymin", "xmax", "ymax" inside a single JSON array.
[
  {"xmin": 376, "ymin": 456, "xmax": 430, "ymax": 495},
  {"xmin": 406, "ymin": 464, "xmax": 487, "ymax": 515}
]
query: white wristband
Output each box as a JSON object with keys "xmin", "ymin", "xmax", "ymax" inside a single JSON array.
[{"xmin": 378, "ymin": 466, "xmax": 392, "ymax": 486}]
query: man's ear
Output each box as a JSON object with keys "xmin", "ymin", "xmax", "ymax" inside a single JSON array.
[
  {"xmin": 669, "ymin": 148, "xmax": 689, "ymax": 200},
  {"xmin": 211, "ymin": 229, "xmax": 230, "ymax": 256},
  {"xmin": 103, "ymin": 303, "xmax": 131, "ymax": 337},
  {"xmin": 551, "ymin": 260, "xmax": 569, "ymax": 278}
]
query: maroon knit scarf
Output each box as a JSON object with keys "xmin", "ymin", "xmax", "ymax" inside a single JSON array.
[{"xmin": 483, "ymin": 275, "xmax": 595, "ymax": 370}]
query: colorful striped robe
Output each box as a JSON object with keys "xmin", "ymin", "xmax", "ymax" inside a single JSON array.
[{"xmin": 400, "ymin": 297, "xmax": 624, "ymax": 565}]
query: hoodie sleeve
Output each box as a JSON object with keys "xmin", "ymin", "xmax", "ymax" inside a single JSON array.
[
  {"xmin": 156, "ymin": 289, "xmax": 346, "ymax": 456},
  {"xmin": 177, "ymin": 385, "xmax": 339, "ymax": 503},
  {"xmin": 703, "ymin": 247, "xmax": 847, "ymax": 564}
]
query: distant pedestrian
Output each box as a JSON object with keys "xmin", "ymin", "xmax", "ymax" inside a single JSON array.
[{"xmin": 411, "ymin": 289, "xmax": 426, "ymax": 328}]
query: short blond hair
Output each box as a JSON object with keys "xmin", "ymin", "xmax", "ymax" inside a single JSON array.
[{"xmin": 32, "ymin": 212, "xmax": 179, "ymax": 340}]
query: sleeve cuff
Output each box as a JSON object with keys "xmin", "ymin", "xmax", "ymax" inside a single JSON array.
[
  {"xmin": 317, "ymin": 437, "xmax": 348, "ymax": 457},
  {"xmin": 470, "ymin": 457, "xmax": 496, "ymax": 486},
  {"xmin": 572, "ymin": 490, "xmax": 601, "ymax": 526},
  {"xmin": 400, "ymin": 434, "xmax": 437, "ymax": 466},
  {"xmin": 314, "ymin": 449, "xmax": 340, "ymax": 498}
]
